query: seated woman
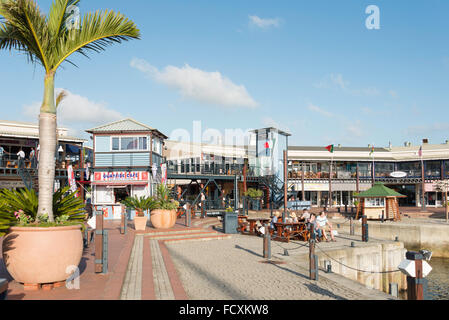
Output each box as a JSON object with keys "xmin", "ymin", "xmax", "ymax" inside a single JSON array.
[
  {"xmin": 290, "ymin": 212, "xmax": 298, "ymax": 223},
  {"xmin": 316, "ymin": 211, "xmax": 336, "ymax": 242}
]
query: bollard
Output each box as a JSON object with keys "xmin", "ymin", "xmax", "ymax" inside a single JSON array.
[
  {"xmin": 406, "ymin": 251, "xmax": 427, "ymax": 300},
  {"xmin": 381, "ymin": 210, "xmax": 385, "ymax": 223},
  {"xmin": 350, "ymin": 217, "xmax": 355, "ymax": 236},
  {"xmin": 309, "ymin": 224, "xmax": 318, "ymax": 280},
  {"xmin": 185, "ymin": 204, "xmax": 191, "ymax": 227},
  {"xmin": 351, "ymin": 241, "xmax": 355, "ymax": 248},
  {"xmin": 337, "ymin": 207, "xmax": 341, "ymax": 213},
  {"xmin": 263, "ymin": 223, "xmax": 271, "ymax": 259},
  {"xmin": 395, "ymin": 236, "xmax": 399, "ymax": 242},
  {"xmin": 284, "ymin": 249, "xmax": 289, "ymax": 256},
  {"xmin": 362, "ymin": 215, "xmax": 369, "ymax": 242},
  {"xmin": 102, "ymin": 229, "xmax": 109, "ymax": 274},
  {"xmin": 389, "ymin": 283, "xmax": 399, "ymax": 298},
  {"xmin": 120, "ymin": 207, "xmax": 127, "ymax": 235},
  {"xmin": 201, "ymin": 201, "xmax": 205, "ymax": 219},
  {"xmin": 95, "ymin": 210, "xmax": 104, "ymax": 273},
  {"xmin": 324, "ymin": 260, "xmax": 332, "ymax": 273},
  {"xmin": 345, "ymin": 204, "xmax": 348, "ymax": 213}
]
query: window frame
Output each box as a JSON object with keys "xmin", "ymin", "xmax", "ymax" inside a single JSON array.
[{"xmin": 110, "ymin": 136, "xmax": 149, "ymax": 152}]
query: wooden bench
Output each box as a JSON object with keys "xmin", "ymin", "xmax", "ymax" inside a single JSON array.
[
  {"xmin": 0, "ymin": 278, "xmax": 8, "ymax": 300},
  {"xmin": 271, "ymin": 222, "xmax": 309, "ymax": 243}
]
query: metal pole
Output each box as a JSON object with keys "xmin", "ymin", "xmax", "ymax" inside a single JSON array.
[
  {"xmin": 301, "ymin": 162, "xmax": 305, "ymax": 201},
  {"xmin": 263, "ymin": 223, "xmax": 271, "ymax": 259},
  {"xmin": 309, "ymin": 223, "xmax": 318, "ymax": 280},
  {"xmin": 185, "ymin": 203, "xmax": 191, "ymax": 227},
  {"xmin": 421, "ymin": 158, "xmax": 426, "ymax": 212},
  {"xmin": 201, "ymin": 200, "xmax": 205, "ymax": 219},
  {"xmin": 362, "ymin": 215, "xmax": 368, "ymax": 242},
  {"xmin": 350, "ymin": 217, "xmax": 354, "ymax": 236},
  {"xmin": 283, "ymin": 150, "xmax": 288, "ymax": 223},
  {"xmin": 95, "ymin": 210, "xmax": 104, "ymax": 273}
]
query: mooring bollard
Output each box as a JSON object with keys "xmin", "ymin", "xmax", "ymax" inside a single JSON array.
[
  {"xmin": 95, "ymin": 210, "xmax": 104, "ymax": 273},
  {"xmin": 309, "ymin": 224, "xmax": 318, "ymax": 281},
  {"xmin": 401, "ymin": 251, "xmax": 429, "ymax": 300},
  {"xmin": 389, "ymin": 283, "xmax": 399, "ymax": 298},
  {"xmin": 263, "ymin": 223, "xmax": 271, "ymax": 259},
  {"xmin": 381, "ymin": 210, "xmax": 385, "ymax": 223},
  {"xmin": 324, "ymin": 260, "xmax": 332, "ymax": 273},
  {"xmin": 120, "ymin": 206, "xmax": 127, "ymax": 235},
  {"xmin": 362, "ymin": 215, "xmax": 369, "ymax": 242},
  {"xmin": 350, "ymin": 217, "xmax": 355, "ymax": 236}
]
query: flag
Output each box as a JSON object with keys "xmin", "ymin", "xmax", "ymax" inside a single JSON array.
[
  {"xmin": 418, "ymin": 146, "xmax": 423, "ymax": 158},
  {"xmin": 325, "ymin": 145, "xmax": 334, "ymax": 153},
  {"xmin": 369, "ymin": 145, "xmax": 374, "ymax": 156},
  {"xmin": 264, "ymin": 141, "xmax": 270, "ymax": 149}
]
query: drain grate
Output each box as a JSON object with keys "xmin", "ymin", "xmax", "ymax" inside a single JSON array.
[{"xmin": 259, "ymin": 260, "xmax": 287, "ymax": 265}]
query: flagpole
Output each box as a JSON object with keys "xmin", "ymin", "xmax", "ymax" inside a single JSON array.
[
  {"xmin": 420, "ymin": 146, "xmax": 426, "ymax": 212},
  {"xmin": 329, "ymin": 152, "xmax": 333, "ymax": 209},
  {"xmin": 371, "ymin": 145, "xmax": 375, "ymax": 187}
]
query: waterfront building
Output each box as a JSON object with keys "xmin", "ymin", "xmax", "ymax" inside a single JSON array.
[
  {"xmin": 86, "ymin": 118, "xmax": 168, "ymax": 220},
  {"xmin": 0, "ymin": 120, "xmax": 88, "ymax": 190}
]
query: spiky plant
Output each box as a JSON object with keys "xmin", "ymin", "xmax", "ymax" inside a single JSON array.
[
  {"xmin": 0, "ymin": 0, "xmax": 140, "ymax": 222},
  {"xmin": 152, "ymin": 184, "xmax": 179, "ymax": 211},
  {"xmin": 0, "ymin": 186, "xmax": 87, "ymax": 236},
  {"xmin": 121, "ymin": 196, "xmax": 155, "ymax": 217}
]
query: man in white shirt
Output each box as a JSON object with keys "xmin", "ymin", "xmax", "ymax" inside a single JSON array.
[
  {"xmin": 17, "ymin": 149, "xmax": 25, "ymax": 168},
  {"xmin": 316, "ymin": 211, "xmax": 336, "ymax": 242}
]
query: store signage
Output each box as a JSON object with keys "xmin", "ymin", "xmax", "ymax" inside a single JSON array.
[
  {"xmin": 390, "ymin": 171, "xmax": 407, "ymax": 178},
  {"xmin": 94, "ymin": 171, "xmax": 149, "ymax": 182}
]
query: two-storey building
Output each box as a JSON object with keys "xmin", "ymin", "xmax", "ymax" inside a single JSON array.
[{"xmin": 86, "ymin": 118, "xmax": 167, "ymax": 220}]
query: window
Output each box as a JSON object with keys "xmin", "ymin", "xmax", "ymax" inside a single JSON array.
[
  {"xmin": 111, "ymin": 136, "xmax": 148, "ymax": 151},
  {"xmin": 112, "ymin": 138, "xmax": 120, "ymax": 151},
  {"xmin": 365, "ymin": 198, "xmax": 385, "ymax": 208}
]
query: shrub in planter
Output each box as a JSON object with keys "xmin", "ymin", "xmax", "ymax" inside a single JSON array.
[
  {"xmin": 244, "ymin": 188, "xmax": 263, "ymax": 211},
  {"xmin": 0, "ymin": 187, "xmax": 86, "ymax": 285},
  {"xmin": 150, "ymin": 184, "xmax": 179, "ymax": 229},
  {"xmin": 121, "ymin": 196, "xmax": 154, "ymax": 231}
]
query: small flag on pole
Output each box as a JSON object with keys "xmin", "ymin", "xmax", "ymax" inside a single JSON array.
[
  {"xmin": 264, "ymin": 141, "xmax": 270, "ymax": 149},
  {"xmin": 418, "ymin": 146, "xmax": 423, "ymax": 158},
  {"xmin": 325, "ymin": 145, "xmax": 334, "ymax": 153},
  {"xmin": 369, "ymin": 145, "xmax": 374, "ymax": 156}
]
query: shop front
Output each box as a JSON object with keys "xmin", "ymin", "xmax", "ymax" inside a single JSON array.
[{"xmin": 92, "ymin": 170, "xmax": 151, "ymax": 220}]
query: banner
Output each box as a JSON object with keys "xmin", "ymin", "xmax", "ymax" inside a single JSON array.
[
  {"xmin": 161, "ymin": 163, "xmax": 167, "ymax": 184},
  {"xmin": 94, "ymin": 171, "xmax": 149, "ymax": 182},
  {"xmin": 67, "ymin": 164, "xmax": 78, "ymax": 196}
]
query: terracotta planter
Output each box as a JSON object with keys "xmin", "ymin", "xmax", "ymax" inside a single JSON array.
[
  {"xmin": 2, "ymin": 225, "xmax": 83, "ymax": 285},
  {"xmin": 150, "ymin": 209, "xmax": 177, "ymax": 229},
  {"xmin": 133, "ymin": 215, "xmax": 148, "ymax": 231}
]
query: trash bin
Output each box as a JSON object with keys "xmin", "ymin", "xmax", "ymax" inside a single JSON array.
[{"xmin": 223, "ymin": 212, "xmax": 238, "ymax": 234}]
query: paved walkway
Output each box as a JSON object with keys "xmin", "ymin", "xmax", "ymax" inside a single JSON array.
[{"xmin": 0, "ymin": 216, "xmax": 396, "ymax": 300}]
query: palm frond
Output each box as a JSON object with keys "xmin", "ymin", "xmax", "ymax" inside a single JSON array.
[
  {"xmin": 47, "ymin": 0, "xmax": 79, "ymax": 40},
  {"xmin": 51, "ymin": 9, "xmax": 140, "ymax": 70},
  {"xmin": 0, "ymin": 0, "xmax": 51, "ymax": 71}
]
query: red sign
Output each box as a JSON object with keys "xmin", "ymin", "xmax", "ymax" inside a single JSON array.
[{"xmin": 94, "ymin": 171, "xmax": 149, "ymax": 182}]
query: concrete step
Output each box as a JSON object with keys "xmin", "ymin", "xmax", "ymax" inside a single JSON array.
[
  {"xmin": 146, "ymin": 231, "xmax": 221, "ymax": 240},
  {"xmin": 162, "ymin": 234, "xmax": 232, "ymax": 244},
  {"xmin": 142, "ymin": 228, "xmax": 204, "ymax": 236}
]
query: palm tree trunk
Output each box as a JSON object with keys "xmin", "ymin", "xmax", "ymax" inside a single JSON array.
[{"xmin": 37, "ymin": 72, "xmax": 57, "ymax": 222}]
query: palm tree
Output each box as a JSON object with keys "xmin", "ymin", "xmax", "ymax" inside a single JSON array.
[{"xmin": 0, "ymin": 0, "xmax": 140, "ymax": 222}]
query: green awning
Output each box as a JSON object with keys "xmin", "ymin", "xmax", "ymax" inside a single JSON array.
[{"xmin": 354, "ymin": 182, "xmax": 406, "ymax": 198}]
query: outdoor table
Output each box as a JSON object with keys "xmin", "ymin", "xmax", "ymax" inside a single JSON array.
[
  {"xmin": 246, "ymin": 217, "xmax": 271, "ymax": 235},
  {"xmin": 272, "ymin": 221, "xmax": 308, "ymax": 243}
]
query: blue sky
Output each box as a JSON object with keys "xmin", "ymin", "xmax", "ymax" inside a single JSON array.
[{"xmin": 1, "ymin": 0, "xmax": 449, "ymax": 147}]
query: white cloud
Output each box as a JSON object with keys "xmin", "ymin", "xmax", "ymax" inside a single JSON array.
[
  {"xmin": 248, "ymin": 15, "xmax": 281, "ymax": 29},
  {"xmin": 314, "ymin": 73, "xmax": 380, "ymax": 96},
  {"xmin": 22, "ymin": 89, "xmax": 123, "ymax": 138},
  {"xmin": 307, "ymin": 104, "xmax": 334, "ymax": 118},
  {"xmin": 130, "ymin": 58, "xmax": 258, "ymax": 108}
]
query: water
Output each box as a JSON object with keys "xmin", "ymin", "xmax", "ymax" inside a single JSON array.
[
  {"xmin": 427, "ymin": 258, "xmax": 449, "ymax": 300},
  {"xmin": 399, "ymin": 257, "xmax": 449, "ymax": 300}
]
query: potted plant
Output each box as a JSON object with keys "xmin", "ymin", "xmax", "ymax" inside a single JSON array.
[
  {"xmin": 0, "ymin": 187, "xmax": 86, "ymax": 286},
  {"xmin": 244, "ymin": 188, "xmax": 263, "ymax": 211},
  {"xmin": 150, "ymin": 184, "xmax": 179, "ymax": 229},
  {"xmin": 121, "ymin": 196, "xmax": 154, "ymax": 231}
]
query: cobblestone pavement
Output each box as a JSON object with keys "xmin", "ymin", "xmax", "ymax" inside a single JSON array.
[
  {"xmin": 150, "ymin": 239, "xmax": 175, "ymax": 300},
  {"xmin": 164, "ymin": 234, "xmax": 391, "ymax": 300},
  {"xmin": 120, "ymin": 235, "xmax": 143, "ymax": 300}
]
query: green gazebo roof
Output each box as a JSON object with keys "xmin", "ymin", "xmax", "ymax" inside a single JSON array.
[{"xmin": 354, "ymin": 182, "xmax": 406, "ymax": 198}]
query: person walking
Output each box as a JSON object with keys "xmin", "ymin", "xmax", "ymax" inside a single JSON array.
[
  {"xmin": 30, "ymin": 147, "xmax": 37, "ymax": 169},
  {"xmin": 17, "ymin": 149, "xmax": 25, "ymax": 169}
]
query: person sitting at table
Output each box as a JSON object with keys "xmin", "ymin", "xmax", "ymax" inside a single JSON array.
[
  {"xmin": 301, "ymin": 208, "xmax": 311, "ymax": 222},
  {"xmin": 270, "ymin": 211, "xmax": 280, "ymax": 230},
  {"xmin": 289, "ymin": 212, "xmax": 298, "ymax": 223},
  {"xmin": 308, "ymin": 213, "xmax": 322, "ymax": 241},
  {"xmin": 316, "ymin": 211, "xmax": 336, "ymax": 242}
]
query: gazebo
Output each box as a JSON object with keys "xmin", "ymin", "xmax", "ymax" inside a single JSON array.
[{"xmin": 355, "ymin": 182, "xmax": 406, "ymax": 221}]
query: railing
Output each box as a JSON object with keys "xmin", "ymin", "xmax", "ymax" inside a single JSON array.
[{"xmin": 167, "ymin": 164, "xmax": 245, "ymax": 176}]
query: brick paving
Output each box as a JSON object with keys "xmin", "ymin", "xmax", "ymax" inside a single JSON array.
[{"xmin": 0, "ymin": 216, "xmax": 397, "ymax": 300}]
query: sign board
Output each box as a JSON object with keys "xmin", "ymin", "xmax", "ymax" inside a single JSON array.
[
  {"xmin": 398, "ymin": 259, "xmax": 432, "ymax": 278},
  {"xmin": 94, "ymin": 171, "xmax": 149, "ymax": 182},
  {"xmin": 390, "ymin": 171, "xmax": 407, "ymax": 178},
  {"xmin": 288, "ymin": 201, "xmax": 311, "ymax": 209}
]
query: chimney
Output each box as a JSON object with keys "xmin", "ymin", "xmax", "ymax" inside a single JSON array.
[{"xmin": 422, "ymin": 138, "xmax": 429, "ymax": 144}]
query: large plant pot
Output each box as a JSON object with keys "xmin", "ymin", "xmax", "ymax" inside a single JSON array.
[
  {"xmin": 2, "ymin": 225, "xmax": 83, "ymax": 284},
  {"xmin": 133, "ymin": 216, "xmax": 148, "ymax": 231},
  {"xmin": 150, "ymin": 209, "xmax": 177, "ymax": 229}
]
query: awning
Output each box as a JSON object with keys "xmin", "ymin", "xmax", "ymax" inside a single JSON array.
[{"xmin": 92, "ymin": 181, "xmax": 149, "ymax": 186}]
